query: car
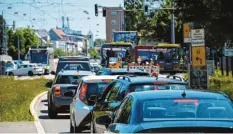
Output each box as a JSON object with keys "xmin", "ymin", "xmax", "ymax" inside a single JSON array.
[
  {"xmin": 69, "ymin": 75, "xmax": 119, "ymax": 133},
  {"xmin": 6, "ymin": 64, "xmax": 39, "ymax": 76},
  {"xmin": 46, "ymin": 70, "xmax": 95, "ymax": 119},
  {"xmin": 90, "ymin": 75, "xmax": 190, "ymax": 133},
  {"xmin": 29, "ymin": 63, "xmax": 45, "ymax": 75},
  {"xmin": 55, "ymin": 56, "xmax": 91, "ymax": 76},
  {"xmin": 96, "ymin": 68, "xmax": 150, "ymax": 76},
  {"xmin": 97, "ymin": 90, "xmax": 233, "ymax": 133}
]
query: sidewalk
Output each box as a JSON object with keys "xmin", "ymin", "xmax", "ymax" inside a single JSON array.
[{"xmin": 0, "ymin": 122, "xmax": 37, "ymax": 133}]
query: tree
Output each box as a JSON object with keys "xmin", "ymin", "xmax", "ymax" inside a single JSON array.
[
  {"xmin": 0, "ymin": 15, "xmax": 6, "ymax": 55},
  {"xmin": 7, "ymin": 28, "xmax": 40, "ymax": 59},
  {"xmin": 89, "ymin": 48, "xmax": 99, "ymax": 59},
  {"xmin": 53, "ymin": 48, "xmax": 66, "ymax": 58},
  {"xmin": 94, "ymin": 38, "xmax": 105, "ymax": 47}
]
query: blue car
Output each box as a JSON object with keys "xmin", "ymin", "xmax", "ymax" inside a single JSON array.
[{"xmin": 96, "ymin": 90, "xmax": 233, "ymax": 133}]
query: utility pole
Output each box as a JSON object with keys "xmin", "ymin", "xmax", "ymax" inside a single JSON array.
[
  {"xmin": 17, "ymin": 35, "xmax": 20, "ymax": 60},
  {"xmin": 171, "ymin": 0, "xmax": 175, "ymax": 44}
]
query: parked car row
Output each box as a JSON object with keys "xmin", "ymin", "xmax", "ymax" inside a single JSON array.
[{"xmin": 46, "ymin": 56, "xmax": 233, "ymax": 133}]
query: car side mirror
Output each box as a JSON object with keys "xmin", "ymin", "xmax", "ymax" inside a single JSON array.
[
  {"xmin": 45, "ymin": 81, "xmax": 53, "ymax": 88},
  {"xmin": 96, "ymin": 115, "xmax": 111, "ymax": 128},
  {"xmin": 51, "ymin": 71, "xmax": 55, "ymax": 75}
]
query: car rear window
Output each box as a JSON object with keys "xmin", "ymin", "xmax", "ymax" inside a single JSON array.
[
  {"xmin": 86, "ymin": 82, "xmax": 110, "ymax": 98},
  {"xmin": 56, "ymin": 62, "xmax": 91, "ymax": 74},
  {"xmin": 56, "ymin": 75, "xmax": 84, "ymax": 84},
  {"xmin": 140, "ymin": 99, "xmax": 233, "ymax": 122}
]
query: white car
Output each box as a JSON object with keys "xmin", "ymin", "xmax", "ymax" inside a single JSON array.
[
  {"xmin": 70, "ymin": 75, "xmax": 119, "ymax": 133},
  {"xmin": 29, "ymin": 64, "xmax": 45, "ymax": 75},
  {"xmin": 6, "ymin": 64, "xmax": 43, "ymax": 76}
]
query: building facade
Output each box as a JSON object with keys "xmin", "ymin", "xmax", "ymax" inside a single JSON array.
[{"xmin": 106, "ymin": 7, "xmax": 125, "ymax": 43}]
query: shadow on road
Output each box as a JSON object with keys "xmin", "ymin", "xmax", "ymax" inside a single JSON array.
[{"xmin": 39, "ymin": 115, "xmax": 70, "ymax": 120}]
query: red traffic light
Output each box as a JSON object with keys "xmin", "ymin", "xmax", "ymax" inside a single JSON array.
[{"xmin": 103, "ymin": 7, "xmax": 106, "ymax": 17}]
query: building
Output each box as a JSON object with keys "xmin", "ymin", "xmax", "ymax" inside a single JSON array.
[
  {"xmin": 49, "ymin": 28, "xmax": 65, "ymax": 41},
  {"xmin": 106, "ymin": 6, "xmax": 125, "ymax": 42},
  {"xmin": 34, "ymin": 29, "xmax": 50, "ymax": 46}
]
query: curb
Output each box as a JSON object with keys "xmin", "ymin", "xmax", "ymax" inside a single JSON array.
[{"xmin": 30, "ymin": 91, "xmax": 48, "ymax": 134}]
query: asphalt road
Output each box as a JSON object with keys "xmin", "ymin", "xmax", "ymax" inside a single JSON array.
[{"xmin": 35, "ymin": 93, "xmax": 90, "ymax": 133}]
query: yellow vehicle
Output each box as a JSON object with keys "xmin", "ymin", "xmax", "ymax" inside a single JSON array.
[
  {"xmin": 100, "ymin": 42, "xmax": 133, "ymax": 68},
  {"xmin": 153, "ymin": 43, "xmax": 181, "ymax": 72}
]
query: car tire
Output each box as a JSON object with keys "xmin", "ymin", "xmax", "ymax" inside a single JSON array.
[
  {"xmin": 48, "ymin": 99, "xmax": 58, "ymax": 119},
  {"xmin": 9, "ymin": 72, "xmax": 14, "ymax": 76},
  {"xmin": 70, "ymin": 119, "xmax": 74, "ymax": 133},
  {"xmin": 28, "ymin": 71, "xmax": 34, "ymax": 77}
]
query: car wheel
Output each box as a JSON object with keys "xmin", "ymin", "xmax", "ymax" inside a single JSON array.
[
  {"xmin": 9, "ymin": 72, "xmax": 14, "ymax": 76},
  {"xmin": 48, "ymin": 99, "xmax": 57, "ymax": 119},
  {"xmin": 28, "ymin": 71, "xmax": 34, "ymax": 77},
  {"xmin": 70, "ymin": 119, "xmax": 74, "ymax": 133}
]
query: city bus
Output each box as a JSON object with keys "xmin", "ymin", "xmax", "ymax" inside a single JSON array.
[
  {"xmin": 153, "ymin": 43, "xmax": 181, "ymax": 72},
  {"xmin": 100, "ymin": 42, "xmax": 133, "ymax": 68},
  {"xmin": 132, "ymin": 45, "xmax": 158, "ymax": 63}
]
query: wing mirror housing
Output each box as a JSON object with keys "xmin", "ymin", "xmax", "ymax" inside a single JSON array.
[
  {"xmin": 45, "ymin": 80, "xmax": 53, "ymax": 88},
  {"xmin": 95, "ymin": 115, "xmax": 111, "ymax": 129}
]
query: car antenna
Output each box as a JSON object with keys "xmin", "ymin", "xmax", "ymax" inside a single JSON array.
[{"xmin": 181, "ymin": 91, "xmax": 186, "ymax": 98}]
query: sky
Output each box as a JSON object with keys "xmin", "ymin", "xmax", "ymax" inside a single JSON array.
[{"xmin": 0, "ymin": 0, "xmax": 124, "ymax": 40}]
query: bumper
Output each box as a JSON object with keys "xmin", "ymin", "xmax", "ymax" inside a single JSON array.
[{"xmin": 53, "ymin": 97, "xmax": 73, "ymax": 112}]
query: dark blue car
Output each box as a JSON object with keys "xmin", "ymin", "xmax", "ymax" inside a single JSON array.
[{"xmin": 96, "ymin": 90, "xmax": 233, "ymax": 133}]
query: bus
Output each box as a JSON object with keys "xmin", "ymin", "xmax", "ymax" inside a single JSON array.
[
  {"xmin": 153, "ymin": 43, "xmax": 182, "ymax": 72},
  {"xmin": 25, "ymin": 46, "xmax": 54, "ymax": 74},
  {"xmin": 100, "ymin": 42, "xmax": 133, "ymax": 68},
  {"xmin": 132, "ymin": 45, "xmax": 158, "ymax": 63}
]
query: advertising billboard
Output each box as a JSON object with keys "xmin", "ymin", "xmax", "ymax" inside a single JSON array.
[{"xmin": 113, "ymin": 31, "xmax": 137, "ymax": 46}]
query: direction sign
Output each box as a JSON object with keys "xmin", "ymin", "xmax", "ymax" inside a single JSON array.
[
  {"xmin": 183, "ymin": 23, "xmax": 191, "ymax": 43},
  {"xmin": 191, "ymin": 29, "xmax": 205, "ymax": 46},
  {"xmin": 188, "ymin": 65, "xmax": 208, "ymax": 89},
  {"xmin": 192, "ymin": 46, "xmax": 206, "ymax": 67}
]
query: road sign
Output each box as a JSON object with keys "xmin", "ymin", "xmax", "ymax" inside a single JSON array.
[
  {"xmin": 191, "ymin": 29, "xmax": 205, "ymax": 46},
  {"xmin": 207, "ymin": 60, "xmax": 214, "ymax": 76},
  {"xmin": 183, "ymin": 23, "xmax": 191, "ymax": 43},
  {"xmin": 188, "ymin": 65, "xmax": 208, "ymax": 89},
  {"xmin": 224, "ymin": 48, "xmax": 233, "ymax": 56},
  {"xmin": 192, "ymin": 46, "xmax": 206, "ymax": 67}
]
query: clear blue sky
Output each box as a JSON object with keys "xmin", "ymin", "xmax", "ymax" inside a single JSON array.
[{"xmin": 0, "ymin": 0, "xmax": 124, "ymax": 40}]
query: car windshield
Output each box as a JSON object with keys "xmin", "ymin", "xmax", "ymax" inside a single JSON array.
[
  {"xmin": 129, "ymin": 84, "xmax": 190, "ymax": 92},
  {"xmin": 140, "ymin": 99, "xmax": 233, "ymax": 122},
  {"xmin": 56, "ymin": 75, "xmax": 85, "ymax": 84},
  {"xmin": 56, "ymin": 62, "xmax": 91, "ymax": 73}
]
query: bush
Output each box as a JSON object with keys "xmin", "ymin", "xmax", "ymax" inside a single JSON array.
[
  {"xmin": 185, "ymin": 68, "xmax": 233, "ymax": 99},
  {"xmin": 0, "ymin": 77, "xmax": 48, "ymax": 122}
]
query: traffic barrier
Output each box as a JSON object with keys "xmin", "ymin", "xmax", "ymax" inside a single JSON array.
[{"xmin": 127, "ymin": 65, "xmax": 160, "ymax": 74}]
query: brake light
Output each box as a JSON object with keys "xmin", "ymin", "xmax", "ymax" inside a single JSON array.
[
  {"xmin": 174, "ymin": 99, "xmax": 199, "ymax": 106},
  {"xmin": 79, "ymin": 83, "xmax": 88, "ymax": 104},
  {"xmin": 54, "ymin": 86, "xmax": 61, "ymax": 96},
  {"xmin": 102, "ymin": 79, "xmax": 112, "ymax": 82},
  {"xmin": 153, "ymin": 82, "xmax": 168, "ymax": 85}
]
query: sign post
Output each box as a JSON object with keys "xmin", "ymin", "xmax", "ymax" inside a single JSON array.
[{"xmin": 189, "ymin": 28, "xmax": 208, "ymax": 89}]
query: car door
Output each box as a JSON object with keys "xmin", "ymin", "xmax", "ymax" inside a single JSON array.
[
  {"xmin": 108, "ymin": 96, "xmax": 134, "ymax": 133},
  {"xmin": 16, "ymin": 65, "xmax": 27, "ymax": 75},
  {"xmin": 70, "ymin": 80, "xmax": 83, "ymax": 117},
  {"xmin": 22, "ymin": 65, "xmax": 30, "ymax": 75},
  {"xmin": 93, "ymin": 81, "xmax": 123, "ymax": 133}
]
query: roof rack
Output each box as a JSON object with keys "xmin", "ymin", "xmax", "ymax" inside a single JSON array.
[
  {"xmin": 117, "ymin": 75, "xmax": 131, "ymax": 82},
  {"xmin": 166, "ymin": 75, "xmax": 186, "ymax": 82}
]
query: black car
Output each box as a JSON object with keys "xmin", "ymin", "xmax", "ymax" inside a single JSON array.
[
  {"xmin": 95, "ymin": 90, "xmax": 233, "ymax": 133},
  {"xmin": 96, "ymin": 68, "xmax": 150, "ymax": 76},
  {"xmin": 90, "ymin": 75, "xmax": 190, "ymax": 133}
]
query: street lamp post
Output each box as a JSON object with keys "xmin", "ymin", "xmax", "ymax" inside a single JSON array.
[{"xmin": 171, "ymin": 0, "xmax": 175, "ymax": 44}]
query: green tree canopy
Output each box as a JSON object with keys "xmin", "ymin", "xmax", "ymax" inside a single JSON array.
[
  {"xmin": 53, "ymin": 48, "xmax": 66, "ymax": 58},
  {"xmin": 89, "ymin": 48, "xmax": 99, "ymax": 59}
]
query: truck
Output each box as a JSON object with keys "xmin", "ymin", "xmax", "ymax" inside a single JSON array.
[{"xmin": 25, "ymin": 46, "xmax": 54, "ymax": 74}]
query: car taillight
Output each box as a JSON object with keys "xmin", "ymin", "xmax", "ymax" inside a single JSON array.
[
  {"xmin": 54, "ymin": 86, "xmax": 61, "ymax": 96},
  {"xmin": 79, "ymin": 83, "xmax": 88, "ymax": 104}
]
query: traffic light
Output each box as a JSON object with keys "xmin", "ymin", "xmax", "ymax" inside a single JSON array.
[
  {"xmin": 103, "ymin": 7, "xmax": 106, "ymax": 17},
  {"xmin": 95, "ymin": 4, "xmax": 98, "ymax": 16}
]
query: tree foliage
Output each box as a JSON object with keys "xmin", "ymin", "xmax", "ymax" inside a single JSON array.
[
  {"xmin": 94, "ymin": 38, "xmax": 105, "ymax": 47},
  {"xmin": 89, "ymin": 48, "xmax": 99, "ymax": 59},
  {"xmin": 7, "ymin": 28, "xmax": 40, "ymax": 59},
  {"xmin": 53, "ymin": 48, "xmax": 66, "ymax": 58},
  {"xmin": 124, "ymin": 0, "xmax": 183, "ymax": 43},
  {"xmin": 174, "ymin": 0, "xmax": 233, "ymax": 46}
]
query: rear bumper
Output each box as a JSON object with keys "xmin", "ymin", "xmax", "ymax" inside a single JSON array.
[{"xmin": 53, "ymin": 97, "xmax": 73, "ymax": 112}]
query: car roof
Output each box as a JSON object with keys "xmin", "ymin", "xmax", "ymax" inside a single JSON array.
[
  {"xmin": 129, "ymin": 90, "xmax": 228, "ymax": 101},
  {"xmin": 117, "ymin": 76, "xmax": 187, "ymax": 84},
  {"xmin": 57, "ymin": 70, "xmax": 95, "ymax": 76},
  {"xmin": 82, "ymin": 75, "xmax": 119, "ymax": 81}
]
